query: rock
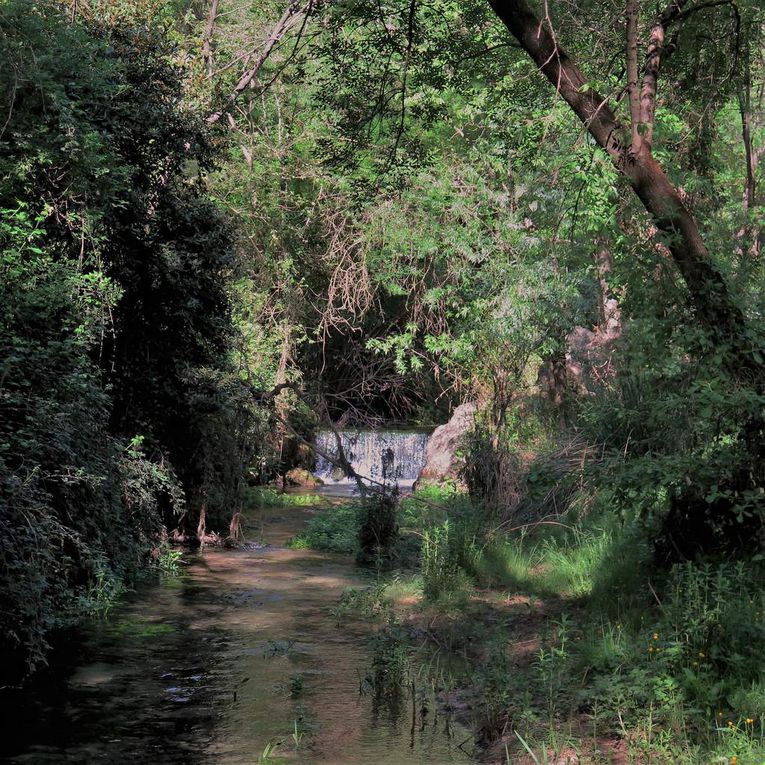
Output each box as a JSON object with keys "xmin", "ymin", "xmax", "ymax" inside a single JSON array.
[
  {"xmin": 538, "ymin": 317, "xmax": 621, "ymax": 403},
  {"xmin": 415, "ymin": 402, "xmax": 477, "ymax": 489},
  {"xmin": 565, "ymin": 319, "xmax": 619, "ymax": 394},
  {"xmin": 285, "ymin": 467, "xmax": 323, "ymax": 487}
]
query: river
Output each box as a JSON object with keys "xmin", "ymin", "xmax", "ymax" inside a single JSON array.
[{"xmin": 1, "ymin": 498, "xmax": 474, "ymax": 764}]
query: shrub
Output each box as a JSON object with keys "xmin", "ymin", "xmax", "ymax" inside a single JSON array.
[
  {"xmin": 288, "ymin": 503, "xmax": 361, "ymax": 554},
  {"xmin": 357, "ymin": 492, "xmax": 399, "ymax": 567}
]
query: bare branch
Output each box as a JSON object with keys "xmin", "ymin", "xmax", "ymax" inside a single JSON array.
[
  {"xmin": 208, "ymin": 0, "xmax": 315, "ymax": 125},
  {"xmin": 251, "ymin": 381, "xmax": 297, "ymax": 402}
]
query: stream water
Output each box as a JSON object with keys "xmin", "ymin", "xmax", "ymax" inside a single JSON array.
[{"xmin": 1, "ymin": 501, "xmax": 474, "ymax": 765}]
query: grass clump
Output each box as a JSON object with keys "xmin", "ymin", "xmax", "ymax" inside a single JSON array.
[
  {"xmin": 421, "ymin": 520, "xmax": 473, "ymax": 602},
  {"xmin": 247, "ymin": 488, "xmax": 323, "ymax": 508},
  {"xmin": 287, "ymin": 491, "xmax": 411, "ymax": 565},
  {"xmin": 287, "ymin": 503, "xmax": 360, "ymax": 554},
  {"xmin": 357, "ymin": 492, "xmax": 399, "ymax": 567}
]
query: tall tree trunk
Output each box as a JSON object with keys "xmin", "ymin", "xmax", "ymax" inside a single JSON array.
[
  {"xmin": 739, "ymin": 67, "xmax": 757, "ymax": 214},
  {"xmin": 486, "ymin": 0, "xmax": 762, "ymax": 375},
  {"xmin": 275, "ymin": 324, "xmax": 295, "ymax": 487},
  {"xmin": 202, "ymin": 0, "xmax": 220, "ymax": 77},
  {"xmin": 737, "ymin": 27, "xmax": 764, "ymax": 257}
]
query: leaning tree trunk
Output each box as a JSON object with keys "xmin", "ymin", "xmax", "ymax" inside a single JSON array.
[
  {"xmin": 486, "ymin": 0, "xmax": 763, "ymax": 378},
  {"xmin": 486, "ymin": 0, "xmax": 764, "ymax": 560}
]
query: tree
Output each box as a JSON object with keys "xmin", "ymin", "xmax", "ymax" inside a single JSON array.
[
  {"xmin": 486, "ymin": 0, "xmax": 763, "ymax": 374},
  {"xmin": 0, "ymin": 0, "xmax": 256, "ymax": 680}
]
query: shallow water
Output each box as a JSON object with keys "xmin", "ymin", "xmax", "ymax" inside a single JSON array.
[{"xmin": 1, "ymin": 503, "xmax": 474, "ymax": 764}]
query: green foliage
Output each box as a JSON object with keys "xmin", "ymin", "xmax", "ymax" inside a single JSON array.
[
  {"xmin": 0, "ymin": 0, "xmax": 258, "ymax": 681},
  {"xmin": 356, "ymin": 492, "xmax": 400, "ymax": 567},
  {"xmin": 330, "ymin": 582, "xmax": 393, "ymax": 624},
  {"xmin": 421, "ymin": 521, "xmax": 471, "ymax": 601},
  {"xmin": 573, "ymin": 559, "xmax": 765, "ymax": 757},
  {"xmin": 250, "ymin": 489, "xmax": 324, "ymax": 507},
  {"xmin": 365, "ymin": 620, "xmax": 410, "ymax": 702},
  {"xmin": 0, "ymin": 202, "xmax": 170, "ymax": 677},
  {"xmin": 288, "ymin": 503, "xmax": 361, "ymax": 554},
  {"xmin": 398, "ymin": 484, "xmax": 460, "ymax": 528}
]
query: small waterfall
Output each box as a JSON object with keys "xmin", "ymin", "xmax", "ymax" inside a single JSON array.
[{"xmin": 313, "ymin": 429, "xmax": 429, "ymax": 487}]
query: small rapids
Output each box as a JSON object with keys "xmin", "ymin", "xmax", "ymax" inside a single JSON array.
[
  {"xmin": 0, "ymin": 501, "xmax": 473, "ymax": 765},
  {"xmin": 313, "ymin": 430, "xmax": 429, "ymax": 488}
]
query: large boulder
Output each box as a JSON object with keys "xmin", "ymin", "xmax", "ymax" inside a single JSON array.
[
  {"xmin": 415, "ymin": 402, "xmax": 477, "ymax": 489},
  {"xmin": 538, "ymin": 304, "xmax": 622, "ymax": 404}
]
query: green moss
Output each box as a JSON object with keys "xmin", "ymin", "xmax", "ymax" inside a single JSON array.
[{"xmin": 105, "ymin": 616, "xmax": 176, "ymax": 640}]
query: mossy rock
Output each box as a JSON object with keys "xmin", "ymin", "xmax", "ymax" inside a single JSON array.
[{"xmin": 285, "ymin": 467, "xmax": 324, "ymax": 487}]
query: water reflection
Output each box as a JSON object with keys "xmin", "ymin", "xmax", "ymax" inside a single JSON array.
[{"xmin": 1, "ymin": 505, "xmax": 473, "ymax": 764}]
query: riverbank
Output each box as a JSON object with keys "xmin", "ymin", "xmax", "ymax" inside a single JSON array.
[{"xmin": 285, "ymin": 488, "xmax": 765, "ymax": 765}]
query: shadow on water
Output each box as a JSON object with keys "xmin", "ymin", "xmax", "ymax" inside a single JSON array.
[
  {"xmin": 1, "ymin": 558, "xmax": 234, "ymax": 765},
  {"xmin": 0, "ymin": 504, "xmax": 474, "ymax": 764}
]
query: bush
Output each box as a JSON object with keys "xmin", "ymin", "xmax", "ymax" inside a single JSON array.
[
  {"xmin": 357, "ymin": 492, "xmax": 400, "ymax": 567},
  {"xmin": 576, "ymin": 558, "xmax": 765, "ymax": 745},
  {"xmin": 0, "ymin": 3, "xmax": 249, "ymax": 681},
  {"xmin": 288, "ymin": 503, "xmax": 361, "ymax": 554}
]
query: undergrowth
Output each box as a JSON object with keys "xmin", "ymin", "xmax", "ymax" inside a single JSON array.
[
  {"xmin": 281, "ymin": 475, "xmax": 765, "ymax": 763},
  {"xmin": 312, "ymin": 485, "xmax": 765, "ymax": 763},
  {"xmin": 287, "ymin": 502, "xmax": 360, "ymax": 554}
]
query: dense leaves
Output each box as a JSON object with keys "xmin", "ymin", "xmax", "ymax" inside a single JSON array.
[{"xmin": 0, "ymin": 2, "xmax": 255, "ymax": 680}]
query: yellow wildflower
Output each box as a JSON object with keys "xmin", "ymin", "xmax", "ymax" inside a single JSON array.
[{"xmin": 652, "ymin": 632, "xmax": 659, "ymax": 640}]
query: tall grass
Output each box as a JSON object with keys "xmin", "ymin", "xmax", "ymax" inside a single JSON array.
[{"xmin": 452, "ymin": 526, "xmax": 612, "ymax": 598}]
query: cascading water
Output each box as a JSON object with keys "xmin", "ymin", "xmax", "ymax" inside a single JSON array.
[{"xmin": 313, "ymin": 430, "xmax": 429, "ymax": 488}]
